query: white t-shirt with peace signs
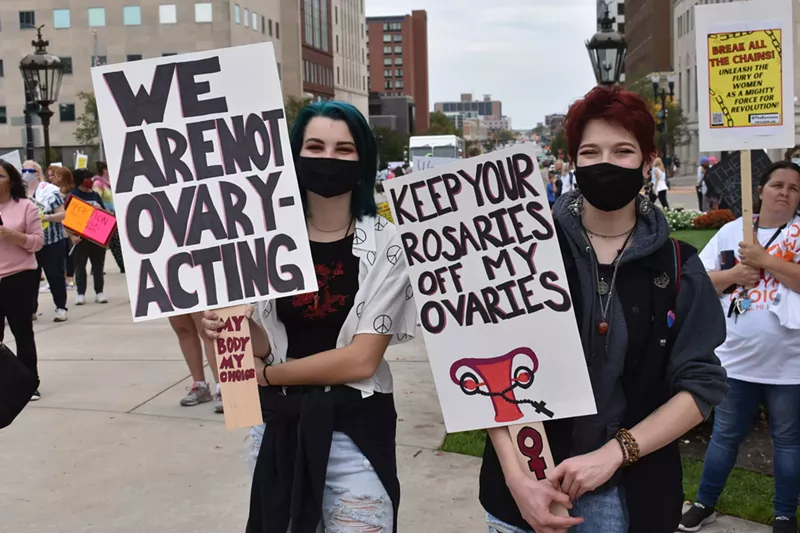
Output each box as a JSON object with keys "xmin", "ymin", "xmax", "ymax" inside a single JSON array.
[
  {"xmin": 699, "ymin": 216, "xmax": 800, "ymax": 384},
  {"xmin": 255, "ymin": 214, "xmax": 417, "ymax": 395}
]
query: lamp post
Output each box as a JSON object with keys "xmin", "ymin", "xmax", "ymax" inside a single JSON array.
[
  {"xmin": 650, "ymin": 72, "xmax": 676, "ymax": 160},
  {"xmin": 19, "ymin": 26, "xmax": 64, "ymax": 167},
  {"xmin": 585, "ymin": 4, "xmax": 628, "ymax": 85}
]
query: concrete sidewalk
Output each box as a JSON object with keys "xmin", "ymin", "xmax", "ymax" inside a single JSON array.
[{"xmin": 0, "ymin": 272, "xmax": 769, "ymax": 532}]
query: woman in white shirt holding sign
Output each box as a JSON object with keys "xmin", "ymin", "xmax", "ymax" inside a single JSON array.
[
  {"xmin": 203, "ymin": 101, "xmax": 415, "ymax": 533},
  {"xmin": 680, "ymin": 160, "xmax": 800, "ymax": 532}
]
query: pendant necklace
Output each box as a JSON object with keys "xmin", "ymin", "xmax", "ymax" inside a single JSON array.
[{"xmin": 586, "ymin": 227, "xmax": 636, "ymax": 335}]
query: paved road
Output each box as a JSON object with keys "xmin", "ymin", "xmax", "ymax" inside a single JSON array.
[{"xmin": 0, "ymin": 270, "xmax": 769, "ymax": 532}]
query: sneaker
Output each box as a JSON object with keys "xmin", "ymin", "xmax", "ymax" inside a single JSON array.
[
  {"xmin": 678, "ymin": 503, "xmax": 717, "ymax": 532},
  {"xmin": 66, "ymin": 280, "xmax": 75, "ymax": 290},
  {"xmin": 773, "ymin": 516, "xmax": 798, "ymax": 533},
  {"xmin": 95, "ymin": 293, "xmax": 108, "ymax": 304},
  {"xmin": 180, "ymin": 383, "xmax": 212, "ymax": 406},
  {"xmin": 54, "ymin": 309, "xmax": 68, "ymax": 322},
  {"xmin": 75, "ymin": 294, "xmax": 86, "ymax": 306},
  {"xmin": 31, "ymin": 390, "xmax": 41, "ymax": 401},
  {"xmin": 39, "ymin": 284, "xmax": 51, "ymax": 293},
  {"xmin": 214, "ymin": 392, "xmax": 224, "ymax": 414}
]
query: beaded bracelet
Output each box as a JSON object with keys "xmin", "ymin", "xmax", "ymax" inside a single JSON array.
[{"xmin": 614, "ymin": 428, "xmax": 640, "ymax": 467}]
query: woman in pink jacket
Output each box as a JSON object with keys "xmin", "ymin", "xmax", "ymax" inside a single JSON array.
[{"xmin": 0, "ymin": 159, "xmax": 44, "ymax": 400}]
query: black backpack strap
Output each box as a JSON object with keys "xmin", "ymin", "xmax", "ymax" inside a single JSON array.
[{"xmin": 671, "ymin": 239, "xmax": 697, "ymax": 301}]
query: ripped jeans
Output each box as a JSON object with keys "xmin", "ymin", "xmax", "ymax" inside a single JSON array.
[{"xmin": 246, "ymin": 425, "xmax": 393, "ymax": 532}]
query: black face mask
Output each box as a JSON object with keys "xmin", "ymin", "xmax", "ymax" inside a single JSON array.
[
  {"xmin": 296, "ymin": 156, "xmax": 362, "ymax": 198},
  {"xmin": 574, "ymin": 162, "xmax": 645, "ymax": 212}
]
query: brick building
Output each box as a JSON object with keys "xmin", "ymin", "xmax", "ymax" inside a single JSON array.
[{"xmin": 625, "ymin": 0, "xmax": 672, "ymax": 81}]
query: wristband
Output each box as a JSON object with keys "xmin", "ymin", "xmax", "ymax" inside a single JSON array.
[
  {"xmin": 262, "ymin": 363, "xmax": 271, "ymax": 386},
  {"xmin": 614, "ymin": 428, "xmax": 640, "ymax": 467}
]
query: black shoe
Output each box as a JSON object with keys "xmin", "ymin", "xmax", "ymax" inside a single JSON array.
[
  {"xmin": 678, "ymin": 502, "xmax": 717, "ymax": 532},
  {"xmin": 31, "ymin": 390, "xmax": 41, "ymax": 401},
  {"xmin": 773, "ymin": 516, "xmax": 798, "ymax": 533}
]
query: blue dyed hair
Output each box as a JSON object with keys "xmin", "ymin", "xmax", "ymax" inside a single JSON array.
[{"xmin": 289, "ymin": 101, "xmax": 378, "ymax": 220}]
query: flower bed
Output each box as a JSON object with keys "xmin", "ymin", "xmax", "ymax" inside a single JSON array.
[
  {"xmin": 662, "ymin": 207, "xmax": 703, "ymax": 231},
  {"xmin": 693, "ymin": 209, "xmax": 736, "ymax": 230}
]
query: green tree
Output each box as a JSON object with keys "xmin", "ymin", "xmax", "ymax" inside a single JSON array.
[
  {"xmin": 497, "ymin": 130, "xmax": 515, "ymax": 144},
  {"xmin": 426, "ymin": 111, "xmax": 461, "ymax": 136},
  {"xmin": 285, "ymin": 95, "xmax": 313, "ymax": 132},
  {"xmin": 626, "ymin": 76, "xmax": 690, "ymax": 157},
  {"xmin": 373, "ymin": 127, "xmax": 408, "ymax": 165},
  {"xmin": 549, "ymin": 130, "xmax": 567, "ymax": 160},
  {"xmin": 74, "ymin": 91, "xmax": 99, "ymax": 147}
]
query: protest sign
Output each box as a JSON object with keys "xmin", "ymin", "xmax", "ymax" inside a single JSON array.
[
  {"xmin": 91, "ymin": 43, "xmax": 317, "ymax": 322},
  {"xmin": 376, "ymin": 201, "xmax": 394, "ymax": 223},
  {"xmin": 704, "ymin": 150, "xmax": 772, "ymax": 217},
  {"xmin": 384, "ymin": 145, "xmax": 595, "ymax": 435},
  {"xmin": 214, "ymin": 305, "xmax": 263, "ymax": 429},
  {"xmin": 75, "ymin": 152, "xmax": 89, "ymax": 169},
  {"xmin": 0, "ymin": 150, "xmax": 22, "ymax": 171},
  {"xmin": 413, "ymin": 155, "xmax": 457, "ymax": 172},
  {"xmin": 696, "ymin": 0, "xmax": 795, "ymax": 152},
  {"xmin": 63, "ymin": 196, "xmax": 117, "ymax": 247}
]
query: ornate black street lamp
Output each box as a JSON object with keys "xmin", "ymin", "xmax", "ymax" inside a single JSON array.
[
  {"xmin": 651, "ymin": 72, "xmax": 677, "ymax": 159},
  {"xmin": 585, "ymin": 5, "xmax": 628, "ymax": 85},
  {"xmin": 19, "ymin": 26, "xmax": 64, "ymax": 167}
]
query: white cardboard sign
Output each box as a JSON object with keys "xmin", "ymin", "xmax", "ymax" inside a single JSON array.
[
  {"xmin": 695, "ymin": 0, "xmax": 795, "ymax": 152},
  {"xmin": 0, "ymin": 150, "xmax": 22, "ymax": 171},
  {"xmin": 413, "ymin": 155, "xmax": 457, "ymax": 172},
  {"xmin": 91, "ymin": 43, "xmax": 317, "ymax": 322},
  {"xmin": 384, "ymin": 145, "xmax": 596, "ymax": 433}
]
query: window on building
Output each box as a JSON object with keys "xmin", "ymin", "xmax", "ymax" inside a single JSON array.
[
  {"xmin": 617, "ymin": 2, "xmax": 624, "ymax": 15},
  {"xmin": 61, "ymin": 57, "xmax": 73, "ymax": 75},
  {"xmin": 362, "ymin": 48, "xmax": 365, "ymax": 62},
  {"xmin": 383, "ymin": 58, "xmax": 392, "ymax": 66},
  {"xmin": 234, "ymin": 4, "xmax": 240, "ymax": 24},
  {"xmin": 20, "ymin": 11, "xmax": 35, "ymax": 29},
  {"xmin": 394, "ymin": 45, "xmax": 402, "ymax": 54},
  {"xmin": 393, "ymin": 34, "xmax": 402, "ymax": 42},
  {"xmin": 383, "ymin": 34, "xmax": 391, "ymax": 42},
  {"xmin": 244, "ymin": 8, "xmax": 249, "ymax": 27},
  {"xmin": 336, "ymin": 35, "xmax": 339, "ymax": 53},
  {"xmin": 160, "ymin": 4, "xmax": 177, "ymax": 24},
  {"xmin": 617, "ymin": 22, "xmax": 625, "ymax": 33},
  {"xmin": 693, "ymin": 65, "xmax": 698, "ymax": 113},
  {"xmin": 394, "ymin": 57, "xmax": 403, "ymax": 66},
  {"xmin": 395, "ymin": 80, "xmax": 404, "ymax": 89},
  {"xmin": 686, "ymin": 68, "xmax": 692, "ymax": 113},
  {"xmin": 363, "ymin": 76, "xmax": 366, "ymax": 91},
  {"xmin": 337, "ymin": 66, "xmax": 340, "ymax": 84},
  {"xmin": 361, "ymin": 23, "xmax": 364, "ymax": 37},
  {"xmin": 0, "ymin": 107, "xmax": 7, "ymax": 124},
  {"xmin": 395, "ymin": 69, "xmax": 402, "ymax": 77},
  {"xmin": 321, "ymin": 0, "xmax": 329, "ymax": 52},
  {"xmin": 269, "ymin": 18, "xmax": 273, "ymax": 36},
  {"xmin": 53, "ymin": 9, "xmax": 71, "ymax": 29},
  {"xmin": 384, "ymin": 69, "xmax": 392, "ymax": 77},
  {"xmin": 88, "ymin": 7, "xmax": 106, "ymax": 26},
  {"xmin": 304, "ymin": 0, "xmax": 313, "ymax": 45},
  {"xmin": 252, "ymin": 12, "xmax": 258, "ymax": 30},
  {"xmin": 127, "ymin": 54, "xmax": 142, "ymax": 62},
  {"xmin": 276, "ymin": 22, "xmax": 280, "ymax": 38},
  {"xmin": 162, "ymin": 52, "xmax": 177, "ymax": 56},
  {"xmin": 124, "ymin": 6, "xmax": 142, "ymax": 25},
  {"xmin": 92, "ymin": 55, "xmax": 108, "ymax": 66},
  {"xmin": 383, "ymin": 23, "xmax": 388, "ymax": 31},
  {"xmin": 60, "ymin": 104, "xmax": 76, "ymax": 122},
  {"xmin": 335, "ymin": 5, "xmax": 338, "ymax": 24},
  {"xmin": 383, "ymin": 46, "xmax": 391, "ymax": 54},
  {"xmin": 384, "ymin": 80, "xmax": 392, "ymax": 90},
  {"xmin": 277, "ymin": 62, "xmax": 281, "ymax": 79},
  {"xmin": 195, "ymin": 3, "xmax": 213, "ymax": 22},
  {"xmin": 0, "ymin": 61, "xmax": 4, "ymax": 77}
]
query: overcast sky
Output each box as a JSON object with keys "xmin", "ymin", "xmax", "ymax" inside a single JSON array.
[{"xmin": 365, "ymin": 0, "xmax": 601, "ymax": 130}]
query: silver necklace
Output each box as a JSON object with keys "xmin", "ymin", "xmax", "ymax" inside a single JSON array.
[
  {"xmin": 585, "ymin": 226, "xmax": 636, "ymax": 240},
  {"xmin": 586, "ymin": 227, "xmax": 636, "ymax": 335},
  {"xmin": 307, "ymin": 218, "xmax": 353, "ymax": 234}
]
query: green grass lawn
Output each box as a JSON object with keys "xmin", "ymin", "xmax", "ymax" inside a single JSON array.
[
  {"xmin": 441, "ymin": 430, "xmax": 780, "ymax": 525},
  {"xmin": 671, "ymin": 229, "xmax": 718, "ymax": 251}
]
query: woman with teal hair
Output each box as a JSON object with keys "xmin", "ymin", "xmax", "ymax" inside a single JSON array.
[{"xmin": 203, "ymin": 101, "xmax": 416, "ymax": 532}]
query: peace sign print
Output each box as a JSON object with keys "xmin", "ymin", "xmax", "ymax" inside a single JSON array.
[
  {"xmin": 356, "ymin": 302, "xmax": 365, "ymax": 318},
  {"xmin": 366, "ymin": 251, "xmax": 376, "ymax": 266},
  {"xmin": 405, "ymin": 284, "xmax": 413, "ymax": 301},
  {"xmin": 354, "ymin": 228, "xmax": 367, "ymax": 245},
  {"xmin": 386, "ymin": 245, "xmax": 402, "ymax": 265},
  {"xmin": 373, "ymin": 315, "xmax": 393, "ymax": 334},
  {"xmin": 375, "ymin": 217, "xmax": 388, "ymax": 232},
  {"xmin": 264, "ymin": 301, "xmax": 273, "ymax": 317}
]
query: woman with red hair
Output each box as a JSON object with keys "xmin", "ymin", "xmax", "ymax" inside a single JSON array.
[{"xmin": 479, "ymin": 85, "xmax": 727, "ymax": 533}]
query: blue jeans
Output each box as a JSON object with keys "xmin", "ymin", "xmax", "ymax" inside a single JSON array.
[
  {"xmin": 247, "ymin": 426, "xmax": 393, "ymax": 532},
  {"xmin": 486, "ymin": 485, "xmax": 629, "ymax": 533},
  {"xmin": 696, "ymin": 378, "xmax": 800, "ymax": 518}
]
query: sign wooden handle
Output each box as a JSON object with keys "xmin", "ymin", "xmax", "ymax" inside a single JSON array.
[
  {"xmin": 214, "ymin": 305, "xmax": 264, "ymax": 430},
  {"xmin": 508, "ymin": 422, "xmax": 570, "ymax": 517},
  {"xmin": 741, "ymin": 149, "xmax": 754, "ymax": 243}
]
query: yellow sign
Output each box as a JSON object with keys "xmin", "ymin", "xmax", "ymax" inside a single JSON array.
[
  {"xmin": 707, "ymin": 30, "xmax": 783, "ymax": 129},
  {"xmin": 377, "ymin": 202, "xmax": 394, "ymax": 224}
]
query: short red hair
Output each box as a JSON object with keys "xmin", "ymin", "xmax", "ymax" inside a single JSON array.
[{"xmin": 564, "ymin": 85, "xmax": 656, "ymax": 164}]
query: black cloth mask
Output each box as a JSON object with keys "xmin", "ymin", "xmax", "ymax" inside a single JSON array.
[
  {"xmin": 574, "ymin": 162, "xmax": 646, "ymax": 212},
  {"xmin": 296, "ymin": 157, "xmax": 361, "ymax": 198}
]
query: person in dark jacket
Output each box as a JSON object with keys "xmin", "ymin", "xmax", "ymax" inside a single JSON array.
[{"xmin": 480, "ymin": 85, "xmax": 728, "ymax": 533}]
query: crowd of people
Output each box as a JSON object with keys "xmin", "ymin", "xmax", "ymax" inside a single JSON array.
[{"xmin": 3, "ymin": 87, "xmax": 800, "ymax": 533}]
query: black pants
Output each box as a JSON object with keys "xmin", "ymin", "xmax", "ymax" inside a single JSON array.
[
  {"xmin": 35, "ymin": 240, "xmax": 68, "ymax": 312},
  {"xmin": 0, "ymin": 270, "xmax": 39, "ymax": 379},
  {"xmin": 657, "ymin": 190, "xmax": 670, "ymax": 209},
  {"xmin": 64, "ymin": 238, "xmax": 75, "ymax": 278},
  {"xmin": 696, "ymin": 189, "xmax": 704, "ymax": 211},
  {"xmin": 109, "ymin": 230, "xmax": 124, "ymax": 273},
  {"xmin": 73, "ymin": 241, "xmax": 106, "ymax": 295}
]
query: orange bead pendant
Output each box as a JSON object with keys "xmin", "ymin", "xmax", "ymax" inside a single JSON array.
[{"xmin": 597, "ymin": 322, "xmax": 609, "ymax": 335}]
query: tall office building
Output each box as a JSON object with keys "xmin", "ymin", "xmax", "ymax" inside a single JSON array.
[
  {"xmin": 625, "ymin": 0, "xmax": 672, "ymax": 80},
  {"xmin": 366, "ymin": 10, "xmax": 429, "ymax": 133},
  {"xmin": 0, "ymin": 1, "xmax": 293, "ymax": 158},
  {"xmin": 300, "ymin": 0, "xmax": 334, "ymax": 101},
  {"xmin": 331, "ymin": 0, "xmax": 368, "ymax": 116}
]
